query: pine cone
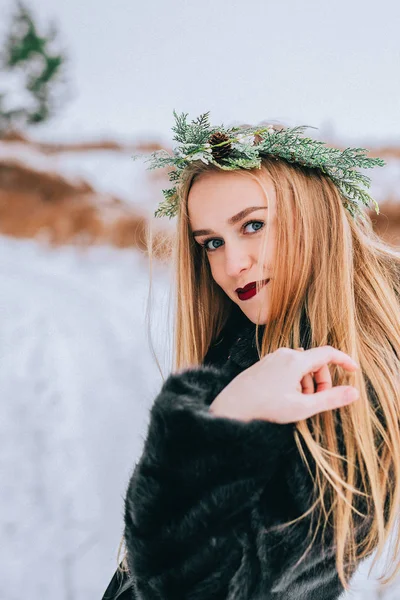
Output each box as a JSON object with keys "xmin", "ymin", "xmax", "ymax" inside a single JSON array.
[{"xmin": 209, "ymin": 132, "xmax": 232, "ymax": 161}]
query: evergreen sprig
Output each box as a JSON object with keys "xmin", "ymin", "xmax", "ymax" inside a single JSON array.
[{"xmin": 141, "ymin": 111, "xmax": 385, "ymax": 219}]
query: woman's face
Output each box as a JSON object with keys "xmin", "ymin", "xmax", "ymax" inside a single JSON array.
[{"xmin": 188, "ymin": 170, "xmax": 277, "ymax": 325}]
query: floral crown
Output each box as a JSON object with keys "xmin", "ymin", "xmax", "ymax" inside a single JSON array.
[{"xmin": 142, "ymin": 110, "xmax": 385, "ymax": 220}]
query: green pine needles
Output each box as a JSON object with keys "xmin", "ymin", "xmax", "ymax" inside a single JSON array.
[{"xmin": 143, "ymin": 110, "xmax": 385, "ymax": 220}]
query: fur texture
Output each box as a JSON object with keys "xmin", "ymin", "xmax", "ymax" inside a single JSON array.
[{"xmin": 104, "ymin": 310, "xmax": 366, "ymax": 599}]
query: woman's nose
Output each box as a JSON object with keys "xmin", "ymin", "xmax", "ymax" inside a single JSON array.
[{"xmin": 224, "ymin": 245, "xmax": 253, "ymax": 278}]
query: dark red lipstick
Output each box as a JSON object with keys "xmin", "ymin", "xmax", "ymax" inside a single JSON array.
[{"xmin": 236, "ymin": 279, "xmax": 270, "ymax": 301}]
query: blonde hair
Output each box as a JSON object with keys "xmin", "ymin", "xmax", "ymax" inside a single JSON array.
[{"xmin": 119, "ymin": 155, "xmax": 400, "ymax": 591}]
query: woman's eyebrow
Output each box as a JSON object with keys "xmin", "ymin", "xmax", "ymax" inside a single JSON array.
[{"xmin": 192, "ymin": 206, "xmax": 267, "ymax": 237}]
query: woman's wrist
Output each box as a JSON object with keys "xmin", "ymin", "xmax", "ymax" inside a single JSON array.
[{"xmin": 209, "ymin": 388, "xmax": 251, "ymax": 422}]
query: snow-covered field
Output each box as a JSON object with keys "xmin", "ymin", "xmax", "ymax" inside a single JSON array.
[
  {"xmin": 1, "ymin": 234, "xmax": 400, "ymax": 600},
  {"xmin": 0, "ymin": 235, "xmax": 173, "ymax": 599}
]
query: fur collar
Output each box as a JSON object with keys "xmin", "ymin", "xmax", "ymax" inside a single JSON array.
[{"xmin": 204, "ymin": 305, "xmax": 312, "ymax": 372}]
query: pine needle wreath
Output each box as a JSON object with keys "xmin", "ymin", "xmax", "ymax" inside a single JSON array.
[{"xmin": 139, "ymin": 110, "xmax": 385, "ymax": 220}]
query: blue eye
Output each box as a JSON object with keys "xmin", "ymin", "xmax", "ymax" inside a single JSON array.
[
  {"xmin": 204, "ymin": 239, "xmax": 223, "ymax": 251},
  {"xmin": 244, "ymin": 221, "xmax": 264, "ymax": 233},
  {"xmin": 200, "ymin": 220, "xmax": 264, "ymax": 253}
]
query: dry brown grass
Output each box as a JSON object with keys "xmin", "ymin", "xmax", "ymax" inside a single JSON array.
[{"xmin": 0, "ymin": 160, "xmax": 172, "ymax": 256}]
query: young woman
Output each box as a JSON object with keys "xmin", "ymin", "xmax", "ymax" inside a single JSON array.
[{"xmin": 102, "ymin": 114, "xmax": 400, "ymax": 599}]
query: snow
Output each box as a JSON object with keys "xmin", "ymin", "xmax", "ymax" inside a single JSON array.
[
  {"xmin": 0, "ymin": 235, "xmax": 173, "ymax": 599},
  {"xmin": 1, "ymin": 234, "xmax": 400, "ymax": 599}
]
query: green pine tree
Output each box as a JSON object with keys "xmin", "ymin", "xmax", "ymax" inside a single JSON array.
[{"xmin": 0, "ymin": 1, "xmax": 68, "ymax": 134}]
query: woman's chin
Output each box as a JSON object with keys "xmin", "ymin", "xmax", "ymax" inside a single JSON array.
[
  {"xmin": 245, "ymin": 312, "xmax": 268, "ymax": 325},
  {"xmin": 236, "ymin": 302, "xmax": 268, "ymax": 325},
  {"xmin": 233, "ymin": 287, "xmax": 269, "ymax": 325}
]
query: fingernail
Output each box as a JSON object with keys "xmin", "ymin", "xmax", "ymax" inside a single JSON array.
[{"xmin": 344, "ymin": 387, "xmax": 359, "ymax": 402}]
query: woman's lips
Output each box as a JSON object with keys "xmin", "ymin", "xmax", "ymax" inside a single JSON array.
[{"xmin": 237, "ymin": 279, "xmax": 270, "ymax": 301}]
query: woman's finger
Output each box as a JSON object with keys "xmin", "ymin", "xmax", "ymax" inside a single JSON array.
[
  {"xmin": 301, "ymin": 373, "xmax": 315, "ymax": 394},
  {"xmin": 302, "ymin": 385, "xmax": 360, "ymax": 420},
  {"xmin": 313, "ymin": 363, "xmax": 333, "ymax": 392},
  {"xmin": 296, "ymin": 349, "xmax": 316, "ymax": 394},
  {"xmin": 297, "ymin": 346, "xmax": 359, "ymax": 377},
  {"xmin": 295, "ymin": 347, "xmax": 315, "ymax": 394}
]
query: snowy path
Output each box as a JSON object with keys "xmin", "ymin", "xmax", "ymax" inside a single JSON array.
[
  {"xmin": 0, "ymin": 236, "xmax": 171, "ymax": 600},
  {"xmin": 1, "ymin": 235, "xmax": 399, "ymax": 599}
]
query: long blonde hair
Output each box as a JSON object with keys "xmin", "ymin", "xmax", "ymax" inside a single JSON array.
[{"xmin": 120, "ymin": 155, "xmax": 400, "ymax": 590}]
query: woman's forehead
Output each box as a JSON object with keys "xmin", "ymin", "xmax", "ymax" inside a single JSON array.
[{"xmin": 188, "ymin": 170, "xmax": 274, "ymax": 229}]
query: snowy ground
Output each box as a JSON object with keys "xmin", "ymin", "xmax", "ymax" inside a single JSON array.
[
  {"xmin": 0, "ymin": 235, "xmax": 173, "ymax": 600},
  {"xmin": 1, "ymin": 234, "xmax": 400, "ymax": 600}
]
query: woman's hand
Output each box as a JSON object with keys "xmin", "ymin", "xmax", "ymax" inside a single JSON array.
[
  {"xmin": 209, "ymin": 346, "xmax": 360, "ymax": 424},
  {"xmin": 297, "ymin": 347, "xmax": 329, "ymax": 394}
]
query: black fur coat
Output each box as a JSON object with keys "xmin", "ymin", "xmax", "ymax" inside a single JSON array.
[{"xmin": 102, "ymin": 307, "xmax": 365, "ymax": 599}]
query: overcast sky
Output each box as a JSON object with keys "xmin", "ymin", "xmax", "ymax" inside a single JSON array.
[{"xmin": 1, "ymin": 0, "xmax": 400, "ymax": 144}]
